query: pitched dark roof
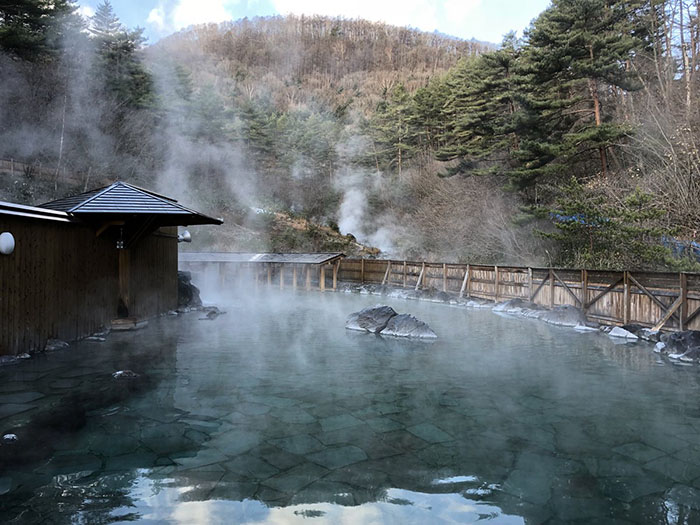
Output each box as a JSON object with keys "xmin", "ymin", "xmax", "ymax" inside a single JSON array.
[
  {"xmin": 40, "ymin": 182, "xmax": 222, "ymax": 225},
  {"xmin": 179, "ymin": 252, "xmax": 345, "ymax": 264}
]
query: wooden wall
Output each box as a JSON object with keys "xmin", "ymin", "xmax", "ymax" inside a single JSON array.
[
  {"xmin": 0, "ymin": 216, "xmax": 177, "ymax": 356},
  {"xmin": 338, "ymin": 259, "xmax": 700, "ymax": 332}
]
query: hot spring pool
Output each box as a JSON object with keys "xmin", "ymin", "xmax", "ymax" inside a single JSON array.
[{"xmin": 1, "ymin": 290, "xmax": 700, "ymax": 523}]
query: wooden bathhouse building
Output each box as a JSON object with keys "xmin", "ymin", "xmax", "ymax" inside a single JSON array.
[{"xmin": 0, "ymin": 182, "xmax": 222, "ymax": 357}]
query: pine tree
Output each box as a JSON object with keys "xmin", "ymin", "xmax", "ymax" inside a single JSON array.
[
  {"xmin": 510, "ymin": 0, "xmax": 648, "ymax": 187},
  {"xmin": 436, "ymin": 33, "xmax": 520, "ymax": 177},
  {"xmin": 0, "ymin": 0, "xmax": 80, "ymax": 60},
  {"xmin": 89, "ymin": 1, "xmax": 153, "ymax": 108},
  {"xmin": 370, "ymin": 83, "xmax": 418, "ymax": 176}
]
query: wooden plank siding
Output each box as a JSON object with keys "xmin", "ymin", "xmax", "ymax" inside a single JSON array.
[
  {"xmin": 0, "ymin": 216, "xmax": 177, "ymax": 356},
  {"xmin": 336, "ymin": 258, "xmax": 700, "ymax": 332}
]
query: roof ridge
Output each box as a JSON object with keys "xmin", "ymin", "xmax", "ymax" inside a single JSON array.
[
  {"xmin": 115, "ymin": 182, "xmax": 207, "ymax": 215},
  {"xmin": 68, "ymin": 182, "xmax": 118, "ymax": 213}
]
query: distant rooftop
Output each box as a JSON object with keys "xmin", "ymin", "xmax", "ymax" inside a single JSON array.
[
  {"xmin": 179, "ymin": 252, "xmax": 345, "ymax": 265},
  {"xmin": 40, "ymin": 181, "xmax": 222, "ymax": 226}
]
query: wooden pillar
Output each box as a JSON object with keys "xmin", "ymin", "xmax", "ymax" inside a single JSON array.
[
  {"xmin": 549, "ymin": 268, "xmax": 554, "ymax": 308},
  {"xmin": 415, "ymin": 262, "xmax": 425, "ymax": 291},
  {"xmin": 403, "ymin": 261, "xmax": 407, "ymax": 288},
  {"xmin": 320, "ymin": 265, "xmax": 326, "ymax": 291},
  {"xmin": 581, "ymin": 269, "xmax": 588, "ymax": 311},
  {"xmin": 467, "ymin": 265, "xmax": 472, "ymax": 297},
  {"xmin": 267, "ymin": 264, "xmax": 272, "ymax": 286},
  {"xmin": 280, "ymin": 264, "xmax": 285, "ymax": 290},
  {"xmin": 623, "ymin": 271, "xmax": 630, "ymax": 324},
  {"xmin": 443, "ymin": 263, "xmax": 448, "ymax": 292},
  {"xmin": 494, "ymin": 265, "xmax": 499, "ymax": 302},
  {"xmin": 460, "ymin": 265, "xmax": 469, "ymax": 298},
  {"xmin": 680, "ymin": 272, "xmax": 688, "ymax": 331},
  {"xmin": 333, "ymin": 261, "xmax": 339, "ymax": 290},
  {"xmin": 306, "ymin": 265, "xmax": 311, "ymax": 290},
  {"xmin": 360, "ymin": 257, "xmax": 365, "ymax": 283},
  {"xmin": 382, "ymin": 261, "xmax": 391, "ymax": 285},
  {"xmin": 292, "ymin": 266, "xmax": 298, "ymax": 290},
  {"xmin": 528, "ymin": 267, "xmax": 533, "ymax": 301},
  {"xmin": 118, "ymin": 249, "xmax": 131, "ymax": 318}
]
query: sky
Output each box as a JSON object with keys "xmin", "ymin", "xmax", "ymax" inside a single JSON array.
[{"xmin": 76, "ymin": 0, "xmax": 552, "ymax": 45}]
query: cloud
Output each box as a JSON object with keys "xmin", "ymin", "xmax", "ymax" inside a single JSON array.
[{"xmin": 147, "ymin": 0, "xmax": 240, "ymax": 34}]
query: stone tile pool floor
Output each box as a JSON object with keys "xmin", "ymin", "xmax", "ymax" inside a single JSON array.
[{"xmin": 1, "ymin": 290, "xmax": 700, "ymax": 523}]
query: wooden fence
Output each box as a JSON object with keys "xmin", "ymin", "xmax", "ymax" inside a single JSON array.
[{"xmin": 338, "ymin": 259, "xmax": 700, "ymax": 332}]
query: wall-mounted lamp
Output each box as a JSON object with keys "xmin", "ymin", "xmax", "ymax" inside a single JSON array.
[
  {"xmin": 0, "ymin": 232, "xmax": 15, "ymax": 255},
  {"xmin": 178, "ymin": 230, "xmax": 192, "ymax": 243}
]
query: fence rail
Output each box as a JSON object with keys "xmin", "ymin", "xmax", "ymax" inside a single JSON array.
[
  {"xmin": 337, "ymin": 258, "xmax": 700, "ymax": 331},
  {"xmin": 179, "ymin": 255, "xmax": 700, "ymax": 332}
]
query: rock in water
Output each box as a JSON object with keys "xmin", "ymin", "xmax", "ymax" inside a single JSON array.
[
  {"xmin": 345, "ymin": 305, "xmax": 398, "ymax": 333},
  {"xmin": 112, "ymin": 370, "xmax": 139, "ymax": 380},
  {"xmin": 538, "ymin": 305, "xmax": 589, "ymax": 328},
  {"xmin": 178, "ymin": 271, "xmax": 202, "ymax": 308},
  {"xmin": 608, "ymin": 326, "xmax": 639, "ymax": 340},
  {"xmin": 381, "ymin": 314, "xmax": 437, "ymax": 339},
  {"xmin": 660, "ymin": 330, "xmax": 700, "ymax": 362}
]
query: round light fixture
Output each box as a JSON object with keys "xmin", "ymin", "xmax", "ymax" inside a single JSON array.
[{"xmin": 0, "ymin": 232, "xmax": 15, "ymax": 255}]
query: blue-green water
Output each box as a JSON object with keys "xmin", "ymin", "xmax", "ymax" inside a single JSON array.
[{"xmin": 1, "ymin": 290, "xmax": 700, "ymax": 523}]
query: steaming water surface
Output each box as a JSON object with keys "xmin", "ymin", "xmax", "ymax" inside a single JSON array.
[{"xmin": 2, "ymin": 290, "xmax": 700, "ymax": 523}]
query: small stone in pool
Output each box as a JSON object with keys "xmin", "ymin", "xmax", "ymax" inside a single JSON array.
[{"xmin": 112, "ymin": 370, "xmax": 139, "ymax": 379}]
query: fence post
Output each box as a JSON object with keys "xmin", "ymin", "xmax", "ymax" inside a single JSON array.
[
  {"xmin": 267, "ymin": 264, "xmax": 272, "ymax": 286},
  {"xmin": 581, "ymin": 269, "xmax": 588, "ymax": 311},
  {"xmin": 360, "ymin": 258, "xmax": 365, "ymax": 283},
  {"xmin": 292, "ymin": 266, "xmax": 298, "ymax": 290},
  {"xmin": 280, "ymin": 264, "xmax": 285, "ymax": 290},
  {"xmin": 306, "ymin": 266, "xmax": 311, "ymax": 290},
  {"xmin": 443, "ymin": 263, "xmax": 448, "ymax": 292},
  {"xmin": 403, "ymin": 261, "xmax": 407, "ymax": 288},
  {"xmin": 494, "ymin": 265, "xmax": 499, "ymax": 302},
  {"xmin": 528, "ymin": 267, "xmax": 533, "ymax": 300},
  {"xmin": 680, "ymin": 272, "xmax": 688, "ymax": 331},
  {"xmin": 623, "ymin": 271, "xmax": 630, "ymax": 324},
  {"xmin": 549, "ymin": 268, "xmax": 554, "ymax": 308},
  {"xmin": 467, "ymin": 265, "xmax": 472, "ymax": 297},
  {"xmin": 460, "ymin": 265, "xmax": 469, "ymax": 298}
]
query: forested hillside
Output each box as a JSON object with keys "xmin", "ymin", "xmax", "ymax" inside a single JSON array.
[{"xmin": 0, "ymin": 1, "xmax": 698, "ymax": 269}]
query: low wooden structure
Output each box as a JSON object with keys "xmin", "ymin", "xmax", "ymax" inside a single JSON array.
[
  {"xmin": 0, "ymin": 182, "xmax": 221, "ymax": 356},
  {"xmin": 179, "ymin": 252, "xmax": 345, "ymax": 291},
  {"xmin": 338, "ymin": 259, "xmax": 700, "ymax": 332}
]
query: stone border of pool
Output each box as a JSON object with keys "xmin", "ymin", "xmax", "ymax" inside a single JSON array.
[{"xmin": 334, "ymin": 282, "xmax": 700, "ymax": 365}]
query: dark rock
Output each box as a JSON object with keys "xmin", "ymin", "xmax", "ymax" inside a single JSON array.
[
  {"xmin": 2, "ymin": 434, "xmax": 17, "ymax": 443},
  {"xmin": 493, "ymin": 298, "xmax": 543, "ymax": 314},
  {"xmin": 435, "ymin": 291, "xmax": 451, "ymax": 302},
  {"xmin": 660, "ymin": 331, "xmax": 700, "ymax": 362},
  {"xmin": 199, "ymin": 306, "xmax": 226, "ymax": 321},
  {"xmin": 538, "ymin": 305, "xmax": 588, "ymax": 327},
  {"xmin": 346, "ymin": 305, "xmax": 398, "ymax": 333},
  {"xmin": 45, "ymin": 339, "xmax": 69, "ymax": 352},
  {"xmin": 178, "ymin": 271, "xmax": 202, "ymax": 308},
  {"xmin": 381, "ymin": 314, "xmax": 437, "ymax": 339}
]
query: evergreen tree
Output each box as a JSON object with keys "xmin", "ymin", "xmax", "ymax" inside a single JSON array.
[
  {"xmin": 0, "ymin": 0, "xmax": 80, "ymax": 60},
  {"xmin": 510, "ymin": 0, "xmax": 648, "ymax": 187},
  {"xmin": 436, "ymin": 33, "xmax": 520, "ymax": 177},
  {"xmin": 542, "ymin": 178, "xmax": 675, "ymax": 269},
  {"xmin": 89, "ymin": 1, "xmax": 153, "ymax": 108},
  {"xmin": 370, "ymin": 83, "xmax": 418, "ymax": 176}
]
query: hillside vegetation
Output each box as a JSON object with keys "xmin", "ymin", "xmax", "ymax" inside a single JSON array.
[{"xmin": 0, "ymin": 1, "xmax": 698, "ymax": 269}]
